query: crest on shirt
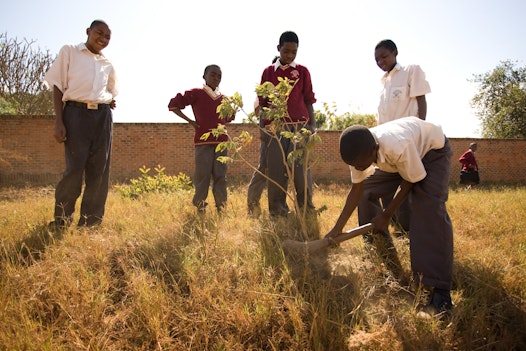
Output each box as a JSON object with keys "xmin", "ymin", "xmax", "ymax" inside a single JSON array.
[
  {"xmin": 392, "ymin": 88, "xmax": 403, "ymax": 98},
  {"xmin": 291, "ymin": 70, "xmax": 300, "ymax": 79}
]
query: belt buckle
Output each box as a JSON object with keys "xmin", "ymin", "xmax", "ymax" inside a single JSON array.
[{"xmin": 87, "ymin": 102, "xmax": 98, "ymax": 110}]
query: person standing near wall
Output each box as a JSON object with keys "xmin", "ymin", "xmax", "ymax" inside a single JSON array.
[
  {"xmin": 168, "ymin": 65, "xmax": 235, "ymax": 214},
  {"xmin": 459, "ymin": 142, "xmax": 480, "ymax": 187},
  {"xmin": 258, "ymin": 31, "xmax": 317, "ymax": 217},
  {"xmin": 44, "ymin": 20, "xmax": 118, "ymax": 229}
]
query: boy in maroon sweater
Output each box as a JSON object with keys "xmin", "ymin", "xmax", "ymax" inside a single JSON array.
[
  {"xmin": 168, "ymin": 65, "xmax": 234, "ymax": 213},
  {"xmin": 259, "ymin": 31, "xmax": 317, "ymax": 217}
]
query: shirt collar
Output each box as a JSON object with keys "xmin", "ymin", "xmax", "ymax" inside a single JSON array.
[
  {"xmin": 381, "ymin": 62, "xmax": 401, "ymax": 81},
  {"xmin": 78, "ymin": 42, "xmax": 105, "ymax": 57},
  {"xmin": 203, "ymin": 84, "xmax": 221, "ymax": 97},
  {"xmin": 273, "ymin": 60, "xmax": 297, "ymax": 71},
  {"xmin": 382, "ymin": 62, "xmax": 402, "ymax": 82}
]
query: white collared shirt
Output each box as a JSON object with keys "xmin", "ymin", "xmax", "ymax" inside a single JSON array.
[
  {"xmin": 349, "ymin": 117, "xmax": 445, "ymax": 183},
  {"xmin": 377, "ymin": 63, "xmax": 430, "ymax": 124},
  {"xmin": 203, "ymin": 84, "xmax": 221, "ymax": 98},
  {"xmin": 273, "ymin": 60, "xmax": 297, "ymax": 71},
  {"xmin": 44, "ymin": 43, "xmax": 118, "ymax": 104}
]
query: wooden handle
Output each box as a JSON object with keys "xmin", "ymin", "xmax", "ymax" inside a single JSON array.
[
  {"xmin": 282, "ymin": 223, "xmax": 374, "ymax": 256},
  {"xmin": 332, "ymin": 223, "xmax": 373, "ymax": 245}
]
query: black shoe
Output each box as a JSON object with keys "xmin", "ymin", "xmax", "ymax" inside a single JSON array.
[
  {"xmin": 431, "ymin": 289, "xmax": 453, "ymax": 311},
  {"xmin": 270, "ymin": 209, "xmax": 290, "ymax": 218},
  {"xmin": 216, "ymin": 203, "xmax": 226, "ymax": 214},
  {"xmin": 196, "ymin": 201, "xmax": 208, "ymax": 215},
  {"xmin": 48, "ymin": 217, "xmax": 71, "ymax": 231},
  {"xmin": 78, "ymin": 215, "xmax": 102, "ymax": 228},
  {"xmin": 248, "ymin": 203, "xmax": 261, "ymax": 217},
  {"xmin": 418, "ymin": 289, "xmax": 453, "ymax": 319}
]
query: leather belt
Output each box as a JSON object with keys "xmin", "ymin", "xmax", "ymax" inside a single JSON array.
[{"xmin": 66, "ymin": 101, "xmax": 110, "ymax": 110}]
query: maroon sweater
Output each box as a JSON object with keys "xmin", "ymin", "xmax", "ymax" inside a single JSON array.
[
  {"xmin": 259, "ymin": 63, "xmax": 316, "ymax": 124},
  {"xmin": 168, "ymin": 88, "xmax": 234, "ymax": 145},
  {"xmin": 459, "ymin": 150, "xmax": 478, "ymax": 171}
]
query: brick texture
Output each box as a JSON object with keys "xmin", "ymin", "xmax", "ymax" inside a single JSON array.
[{"xmin": 1, "ymin": 115, "xmax": 524, "ymax": 186}]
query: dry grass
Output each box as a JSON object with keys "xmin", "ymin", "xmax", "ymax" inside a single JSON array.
[{"xmin": 0, "ymin": 182, "xmax": 525, "ymax": 350}]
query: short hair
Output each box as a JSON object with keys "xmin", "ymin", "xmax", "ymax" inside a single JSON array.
[
  {"xmin": 204, "ymin": 64, "xmax": 221, "ymax": 75},
  {"xmin": 339, "ymin": 125, "xmax": 376, "ymax": 165},
  {"xmin": 90, "ymin": 20, "xmax": 108, "ymax": 29},
  {"xmin": 279, "ymin": 31, "xmax": 299, "ymax": 47},
  {"xmin": 375, "ymin": 39, "xmax": 397, "ymax": 53}
]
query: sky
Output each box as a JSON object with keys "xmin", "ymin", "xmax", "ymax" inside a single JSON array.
[{"xmin": 1, "ymin": 0, "xmax": 525, "ymax": 137}]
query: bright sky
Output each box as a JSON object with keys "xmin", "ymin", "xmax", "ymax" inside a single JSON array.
[{"xmin": 2, "ymin": 0, "xmax": 525, "ymax": 137}]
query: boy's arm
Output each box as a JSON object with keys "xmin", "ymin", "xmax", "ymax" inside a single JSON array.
[
  {"xmin": 52, "ymin": 85, "xmax": 67, "ymax": 143},
  {"xmin": 170, "ymin": 107, "xmax": 198, "ymax": 129},
  {"xmin": 373, "ymin": 180, "xmax": 414, "ymax": 231},
  {"xmin": 416, "ymin": 95, "xmax": 427, "ymax": 120},
  {"xmin": 325, "ymin": 182, "xmax": 364, "ymax": 239},
  {"xmin": 307, "ymin": 104, "xmax": 317, "ymax": 131}
]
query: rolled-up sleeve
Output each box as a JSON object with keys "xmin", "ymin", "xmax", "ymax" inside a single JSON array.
[{"xmin": 43, "ymin": 45, "xmax": 69, "ymax": 93}]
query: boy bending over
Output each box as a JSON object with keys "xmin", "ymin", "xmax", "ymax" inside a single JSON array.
[{"xmin": 326, "ymin": 116, "xmax": 454, "ymax": 316}]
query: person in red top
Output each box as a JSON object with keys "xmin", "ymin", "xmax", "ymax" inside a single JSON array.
[
  {"xmin": 259, "ymin": 31, "xmax": 317, "ymax": 217},
  {"xmin": 459, "ymin": 142, "xmax": 480, "ymax": 185},
  {"xmin": 459, "ymin": 143, "xmax": 478, "ymax": 171},
  {"xmin": 168, "ymin": 65, "xmax": 235, "ymax": 213}
]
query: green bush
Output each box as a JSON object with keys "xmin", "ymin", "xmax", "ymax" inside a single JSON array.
[{"xmin": 115, "ymin": 165, "xmax": 192, "ymax": 198}]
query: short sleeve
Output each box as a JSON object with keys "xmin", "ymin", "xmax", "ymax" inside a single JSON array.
[
  {"xmin": 408, "ymin": 65, "xmax": 431, "ymax": 98},
  {"xmin": 107, "ymin": 66, "xmax": 118, "ymax": 97},
  {"xmin": 349, "ymin": 165, "xmax": 376, "ymax": 184},
  {"xmin": 43, "ymin": 45, "xmax": 70, "ymax": 93}
]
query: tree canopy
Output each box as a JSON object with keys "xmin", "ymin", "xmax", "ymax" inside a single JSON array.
[
  {"xmin": 0, "ymin": 32, "xmax": 55, "ymax": 115},
  {"xmin": 471, "ymin": 60, "xmax": 526, "ymax": 139},
  {"xmin": 317, "ymin": 102, "xmax": 377, "ymax": 130}
]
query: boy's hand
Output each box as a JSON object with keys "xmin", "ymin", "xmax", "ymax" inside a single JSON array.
[
  {"xmin": 54, "ymin": 123, "xmax": 67, "ymax": 143},
  {"xmin": 110, "ymin": 99, "xmax": 117, "ymax": 109},
  {"xmin": 324, "ymin": 229, "xmax": 342, "ymax": 247},
  {"xmin": 371, "ymin": 213, "xmax": 390, "ymax": 233}
]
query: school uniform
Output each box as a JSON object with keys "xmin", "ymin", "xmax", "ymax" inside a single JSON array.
[
  {"xmin": 350, "ymin": 117, "xmax": 453, "ymax": 290},
  {"xmin": 377, "ymin": 63, "xmax": 431, "ymax": 124},
  {"xmin": 44, "ymin": 43, "xmax": 118, "ymax": 226},
  {"xmin": 373, "ymin": 63, "xmax": 432, "ymax": 230},
  {"xmin": 168, "ymin": 86, "xmax": 234, "ymax": 211},
  {"xmin": 259, "ymin": 60, "xmax": 316, "ymax": 216}
]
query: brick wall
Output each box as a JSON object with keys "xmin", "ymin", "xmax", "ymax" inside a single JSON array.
[{"xmin": 1, "ymin": 115, "xmax": 524, "ymax": 186}]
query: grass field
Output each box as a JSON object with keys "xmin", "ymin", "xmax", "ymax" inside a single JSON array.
[{"xmin": 0, "ymin": 182, "xmax": 525, "ymax": 350}]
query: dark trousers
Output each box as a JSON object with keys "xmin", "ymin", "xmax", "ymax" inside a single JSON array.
[
  {"xmin": 359, "ymin": 169, "xmax": 412, "ymax": 231},
  {"xmin": 358, "ymin": 138, "xmax": 454, "ymax": 290},
  {"xmin": 247, "ymin": 139, "xmax": 268, "ymax": 209},
  {"xmin": 193, "ymin": 144, "xmax": 228, "ymax": 210},
  {"xmin": 266, "ymin": 125, "xmax": 314, "ymax": 216},
  {"xmin": 54, "ymin": 104, "xmax": 113, "ymax": 225}
]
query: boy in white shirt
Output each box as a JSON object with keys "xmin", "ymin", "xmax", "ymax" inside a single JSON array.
[
  {"xmin": 44, "ymin": 20, "xmax": 118, "ymax": 228},
  {"xmin": 372, "ymin": 39, "xmax": 432, "ymax": 234},
  {"xmin": 325, "ymin": 117, "xmax": 454, "ymax": 317}
]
